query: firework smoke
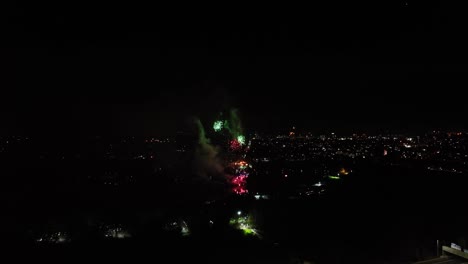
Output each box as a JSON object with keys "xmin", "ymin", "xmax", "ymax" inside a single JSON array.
[
  {"xmin": 193, "ymin": 118, "xmax": 224, "ymax": 179},
  {"xmin": 226, "ymin": 108, "xmax": 243, "ymax": 138}
]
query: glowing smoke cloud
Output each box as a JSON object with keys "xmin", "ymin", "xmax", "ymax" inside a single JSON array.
[{"xmin": 194, "ymin": 119, "xmax": 224, "ymax": 179}]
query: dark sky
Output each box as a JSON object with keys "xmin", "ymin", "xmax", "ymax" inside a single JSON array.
[{"xmin": 4, "ymin": 2, "xmax": 468, "ymax": 136}]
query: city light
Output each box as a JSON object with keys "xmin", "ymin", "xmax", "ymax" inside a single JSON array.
[
  {"xmin": 103, "ymin": 226, "xmax": 132, "ymax": 239},
  {"xmin": 164, "ymin": 220, "xmax": 191, "ymax": 236},
  {"xmin": 36, "ymin": 232, "xmax": 70, "ymax": 244}
]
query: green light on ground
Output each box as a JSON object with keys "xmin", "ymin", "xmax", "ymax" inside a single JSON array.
[
  {"xmin": 242, "ymin": 227, "xmax": 256, "ymax": 235},
  {"xmin": 329, "ymin": 175, "xmax": 340, "ymax": 180},
  {"xmin": 230, "ymin": 214, "xmax": 258, "ymax": 237}
]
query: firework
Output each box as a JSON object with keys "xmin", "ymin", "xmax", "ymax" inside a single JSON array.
[
  {"xmin": 232, "ymin": 174, "xmax": 248, "ymax": 185},
  {"xmin": 213, "ymin": 120, "xmax": 224, "ymax": 132},
  {"xmin": 230, "ymin": 139, "xmax": 242, "ymax": 150},
  {"xmin": 233, "ymin": 160, "xmax": 249, "ymax": 170},
  {"xmin": 232, "ymin": 174, "xmax": 248, "ymax": 194},
  {"xmin": 233, "ymin": 185, "xmax": 248, "ymax": 194},
  {"xmin": 237, "ymin": 135, "xmax": 246, "ymax": 145}
]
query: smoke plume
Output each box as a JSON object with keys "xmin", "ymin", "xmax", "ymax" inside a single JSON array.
[
  {"xmin": 193, "ymin": 118, "xmax": 224, "ymax": 179},
  {"xmin": 226, "ymin": 108, "xmax": 243, "ymax": 139}
]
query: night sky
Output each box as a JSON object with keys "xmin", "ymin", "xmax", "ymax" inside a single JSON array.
[{"xmin": 4, "ymin": 2, "xmax": 468, "ymax": 136}]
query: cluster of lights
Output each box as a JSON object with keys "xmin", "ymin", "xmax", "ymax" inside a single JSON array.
[
  {"xmin": 104, "ymin": 227, "xmax": 131, "ymax": 239},
  {"xmin": 164, "ymin": 220, "xmax": 191, "ymax": 236},
  {"xmin": 229, "ymin": 211, "xmax": 258, "ymax": 236},
  {"xmin": 36, "ymin": 232, "xmax": 69, "ymax": 243}
]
